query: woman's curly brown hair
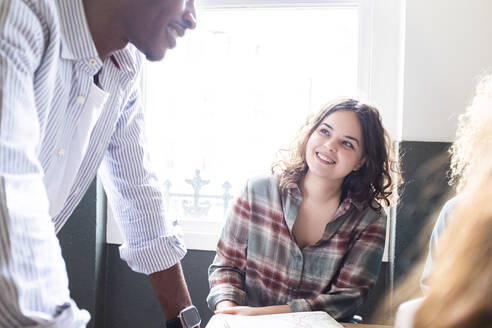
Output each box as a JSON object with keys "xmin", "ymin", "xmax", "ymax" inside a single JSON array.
[{"xmin": 271, "ymin": 98, "xmax": 401, "ymax": 211}]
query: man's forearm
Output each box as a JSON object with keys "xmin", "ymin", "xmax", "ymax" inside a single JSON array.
[{"xmin": 149, "ymin": 262, "xmax": 193, "ymax": 319}]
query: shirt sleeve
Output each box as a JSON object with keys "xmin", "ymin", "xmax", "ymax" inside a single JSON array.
[
  {"xmin": 206, "ymin": 185, "xmax": 250, "ymax": 310},
  {"xmin": 0, "ymin": 1, "xmax": 90, "ymax": 327},
  {"xmin": 98, "ymin": 85, "xmax": 186, "ymax": 275},
  {"xmin": 288, "ymin": 211, "xmax": 387, "ymax": 320}
]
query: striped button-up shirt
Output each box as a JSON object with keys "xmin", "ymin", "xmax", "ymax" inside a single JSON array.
[
  {"xmin": 207, "ymin": 176, "xmax": 386, "ymax": 320},
  {"xmin": 0, "ymin": 0, "xmax": 186, "ymax": 327}
]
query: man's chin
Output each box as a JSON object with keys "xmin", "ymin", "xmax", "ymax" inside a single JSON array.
[
  {"xmin": 145, "ymin": 50, "xmax": 167, "ymax": 62},
  {"xmin": 142, "ymin": 44, "xmax": 170, "ymax": 61}
]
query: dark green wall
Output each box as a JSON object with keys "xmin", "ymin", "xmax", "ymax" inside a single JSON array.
[
  {"xmin": 58, "ymin": 180, "xmax": 106, "ymax": 328},
  {"xmin": 104, "ymin": 247, "xmax": 215, "ymax": 327},
  {"xmin": 394, "ymin": 141, "xmax": 453, "ymax": 284}
]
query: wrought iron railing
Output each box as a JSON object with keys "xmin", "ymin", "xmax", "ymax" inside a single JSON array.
[{"xmin": 163, "ymin": 170, "xmax": 232, "ymax": 223}]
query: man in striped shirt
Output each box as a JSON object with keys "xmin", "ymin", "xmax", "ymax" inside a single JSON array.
[{"xmin": 0, "ymin": 0, "xmax": 198, "ymax": 327}]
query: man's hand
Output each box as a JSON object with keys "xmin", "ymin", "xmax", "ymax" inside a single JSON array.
[
  {"xmin": 149, "ymin": 262, "xmax": 193, "ymax": 319},
  {"xmin": 214, "ymin": 305, "xmax": 291, "ymax": 316}
]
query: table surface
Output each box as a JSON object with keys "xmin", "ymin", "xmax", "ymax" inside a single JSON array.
[
  {"xmin": 205, "ymin": 313, "xmax": 392, "ymax": 328},
  {"xmin": 341, "ymin": 324, "xmax": 391, "ymax": 328}
]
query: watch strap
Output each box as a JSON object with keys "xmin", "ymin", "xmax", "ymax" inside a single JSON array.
[{"xmin": 165, "ymin": 316, "xmax": 183, "ymax": 328}]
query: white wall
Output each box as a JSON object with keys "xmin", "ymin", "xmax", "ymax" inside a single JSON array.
[
  {"xmin": 401, "ymin": 0, "xmax": 492, "ymax": 142},
  {"xmin": 366, "ymin": 0, "xmax": 406, "ymax": 141}
]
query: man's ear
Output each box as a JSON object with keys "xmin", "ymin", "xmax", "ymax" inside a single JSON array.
[{"xmin": 353, "ymin": 157, "xmax": 365, "ymax": 171}]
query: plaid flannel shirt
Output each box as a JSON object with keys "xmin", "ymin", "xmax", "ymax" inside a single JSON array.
[{"xmin": 207, "ymin": 175, "xmax": 386, "ymax": 320}]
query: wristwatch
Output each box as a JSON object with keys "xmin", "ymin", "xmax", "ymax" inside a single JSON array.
[{"xmin": 165, "ymin": 305, "xmax": 201, "ymax": 328}]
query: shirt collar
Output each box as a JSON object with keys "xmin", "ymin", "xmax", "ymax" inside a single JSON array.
[
  {"xmin": 283, "ymin": 179, "xmax": 364, "ymax": 212},
  {"xmin": 57, "ymin": 0, "xmax": 142, "ymax": 81},
  {"xmin": 57, "ymin": 0, "xmax": 100, "ymax": 63},
  {"xmin": 111, "ymin": 46, "xmax": 142, "ymax": 81}
]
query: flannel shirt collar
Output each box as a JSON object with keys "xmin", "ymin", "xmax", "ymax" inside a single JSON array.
[{"xmin": 283, "ymin": 180, "xmax": 364, "ymax": 214}]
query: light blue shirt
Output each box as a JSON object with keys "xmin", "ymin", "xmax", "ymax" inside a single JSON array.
[
  {"xmin": 0, "ymin": 0, "xmax": 186, "ymax": 326},
  {"xmin": 420, "ymin": 196, "xmax": 458, "ymax": 292}
]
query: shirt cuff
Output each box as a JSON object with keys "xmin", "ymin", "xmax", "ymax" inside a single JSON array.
[
  {"xmin": 206, "ymin": 285, "xmax": 247, "ymax": 310},
  {"xmin": 288, "ymin": 299, "xmax": 311, "ymax": 312},
  {"xmin": 119, "ymin": 232, "xmax": 187, "ymax": 274},
  {"xmin": 36, "ymin": 300, "xmax": 90, "ymax": 328}
]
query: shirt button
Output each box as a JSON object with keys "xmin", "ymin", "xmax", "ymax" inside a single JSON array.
[
  {"xmin": 89, "ymin": 58, "xmax": 97, "ymax": 66},
  {"xmin": 76, "ymin": 96, "xmax": 85, "ymax": 104},
  {"xmin": 58, "ymin": 148, "xmax": 66, "ymax": 156}
]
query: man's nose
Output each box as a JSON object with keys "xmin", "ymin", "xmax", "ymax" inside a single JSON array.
[{"xmin": 184, "ymin": 0, "xmax": 197, "ymax": 30}]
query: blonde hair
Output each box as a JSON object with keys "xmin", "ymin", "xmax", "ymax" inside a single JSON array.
[{"xmin": 449, "ymin": 74, "xmax": 492, "ymax": 191}]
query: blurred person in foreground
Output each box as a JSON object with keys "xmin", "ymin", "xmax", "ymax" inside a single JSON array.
[
  {"xmin": 394, "ymin": 74, "xmax": 492, "ymax": 328},
  {"xmin": 421, "ymin": 74, "xmax": 492, "ymax": 291}
]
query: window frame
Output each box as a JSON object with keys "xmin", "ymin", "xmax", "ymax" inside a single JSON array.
[{"xmin": 106, "ymin": 0, "xmax": 404, "ymax": 262}]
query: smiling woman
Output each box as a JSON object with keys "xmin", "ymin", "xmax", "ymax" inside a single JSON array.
[
  {"xmin": 206, "ymin": 98, "xmax": 400, "ymax": 320},
  {"xmin": 305, "ymin": 111, "xmax": 366, "ymax": 187}
]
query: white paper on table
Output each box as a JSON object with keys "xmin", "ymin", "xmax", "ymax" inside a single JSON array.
[{"xmin": 205, "ymin": 311, "xmax": 343, "ymax": 328}]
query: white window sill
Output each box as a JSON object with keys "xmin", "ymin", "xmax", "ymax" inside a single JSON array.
[
  {"xmin": 107, "ymin": 206, "xmax": 389, "ymax": 261},
  {"xmin": 106, "ymin": 207, "xmax": 222, "ymax": 251}
]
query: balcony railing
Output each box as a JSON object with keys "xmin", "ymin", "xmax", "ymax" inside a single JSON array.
[{"xmin": 163, "ymin": 170, "xmax": 232, "ymax": 224}]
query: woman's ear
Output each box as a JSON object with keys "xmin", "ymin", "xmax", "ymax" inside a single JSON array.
[{"xmin": 353, "ymin": 157, "xmax": 365, "ymax": 171}]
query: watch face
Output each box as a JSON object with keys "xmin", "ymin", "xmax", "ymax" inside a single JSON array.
[{"xmin": 180, "ymin": 306, "xmax": 201, "ymax": 328}]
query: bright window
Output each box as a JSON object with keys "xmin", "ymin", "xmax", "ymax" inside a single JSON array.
[
  {"xmin": 107, "ymin": 0, "xmax": 406, "ymax": 260},
  {"xmin": 142, "ymin": 3, "xmax": 360, "ymax": 250}
]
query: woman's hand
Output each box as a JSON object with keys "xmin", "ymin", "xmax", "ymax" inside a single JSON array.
[
  {"xmin": 215, "ymin": 306, "xmax": 264, "ymax": 316},
  {"xmin": 214, "ymin": 305, "xmax": 291, "ymax": 316},
  {"xmin": 215, "ymin": 300, "xmax": 238, "ymax": 311}
]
